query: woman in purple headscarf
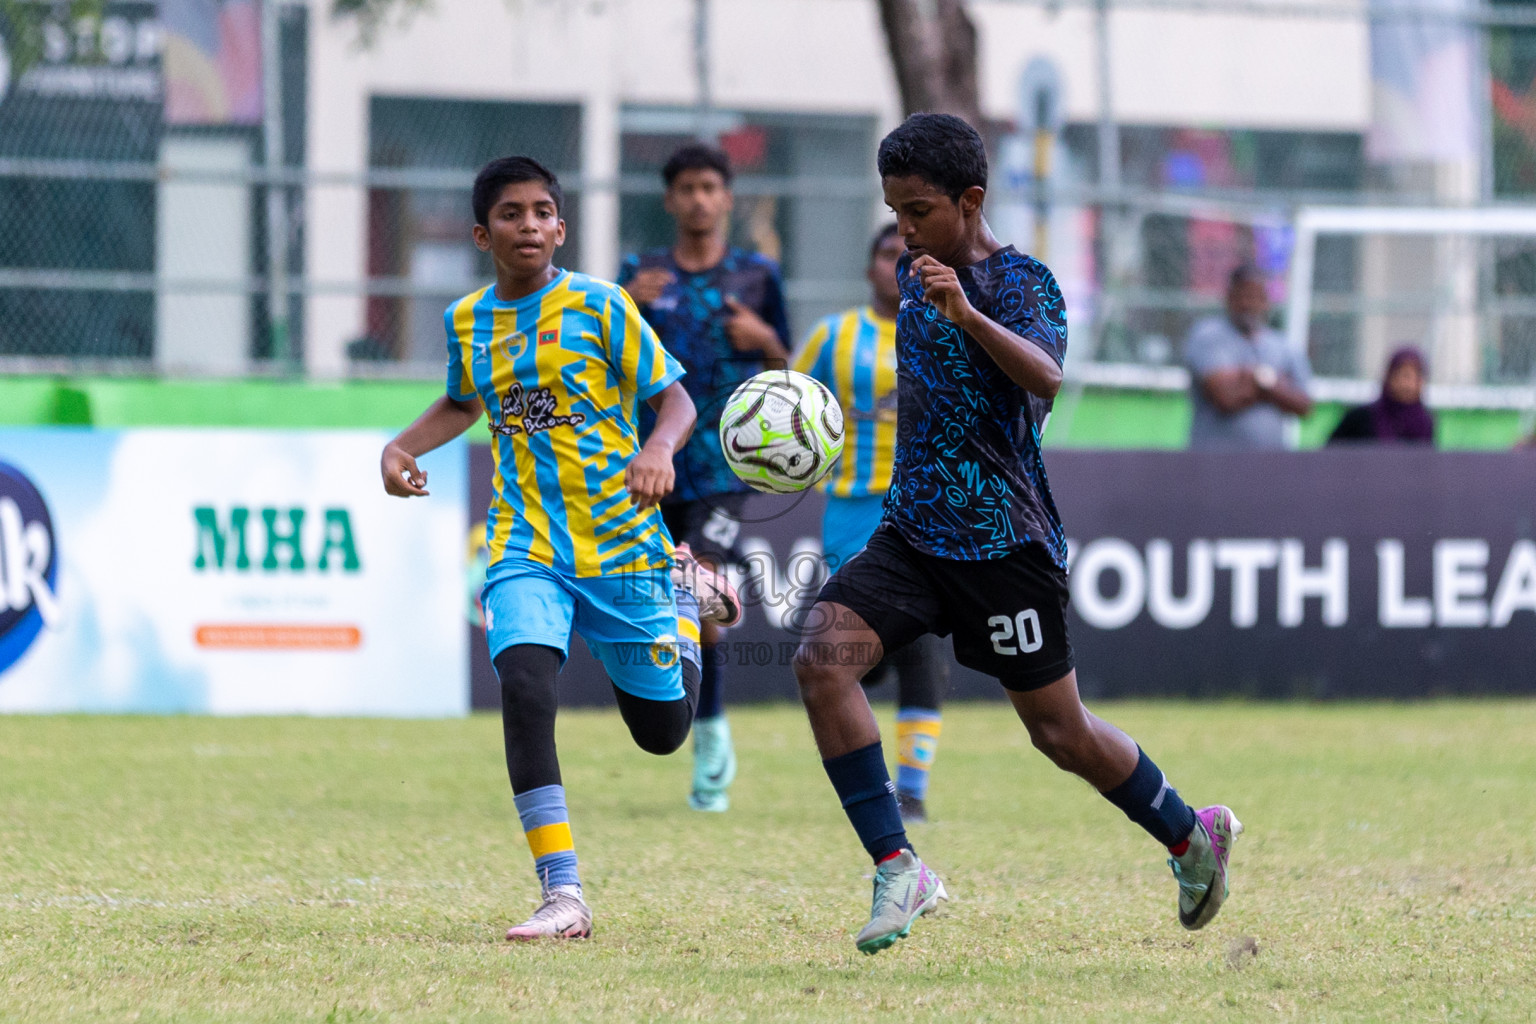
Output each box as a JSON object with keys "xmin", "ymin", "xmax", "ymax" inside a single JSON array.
[{"xmin": 1327, "ymin": 347, "xmax": 1436, "ymax": 444}]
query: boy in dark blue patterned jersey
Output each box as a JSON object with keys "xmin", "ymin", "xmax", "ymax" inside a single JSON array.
[
  {"xmin": 793, "ymin": 114, "xmax": 1242, "ymax": 955},
  {"xmin": 619, "ymin": 144, "xmax": 792, "ymax": 813}
]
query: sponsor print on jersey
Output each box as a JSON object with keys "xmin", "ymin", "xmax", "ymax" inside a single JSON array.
[{"xmin": 488, "ymin": 383, "xmax": 587, "ymax": 438}]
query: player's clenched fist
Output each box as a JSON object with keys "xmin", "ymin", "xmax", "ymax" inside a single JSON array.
[
  {"xmin": 723, "ymin": 296, "xmax": 781, "ymax": 354},
  {"xmin": 624, "ymin": 267, "xmax": 675, "ymax": 307},
  {"xmin": 911, "ymin": 254, "xmax": 973, "ymax": 326},
  {"xmin": 381, "ymin": 442, "xmax": 430, "ymax": 497}
]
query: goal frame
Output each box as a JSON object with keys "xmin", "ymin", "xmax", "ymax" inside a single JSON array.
[{"xmin": 1284, "ymin": 204, "xmax": 1536, "ymax": 380}]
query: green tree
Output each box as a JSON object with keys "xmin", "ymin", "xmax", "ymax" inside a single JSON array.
[{"xmin": 0, "ymin": 0, "xmax": 108, "ymax": 76}]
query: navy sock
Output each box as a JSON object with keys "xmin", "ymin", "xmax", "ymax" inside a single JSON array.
[
  {"xmin": 695, "ymin": 647, "xmax": 724, "ymax": 720},
  {"xmin": 822, "ymin": 742, "xmax": 910, "ymax": 863},
  {"xmin": 1101, "ymin": 747, "xmax": 1198, "ymax": 849}
]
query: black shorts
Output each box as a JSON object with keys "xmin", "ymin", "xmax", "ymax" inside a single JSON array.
[
  {"xmin": 661, "ymin": 493, "xmax": 751, "ymax": 568},
  {"xmin": 816, "ymin": 527, "xmax": 1075, "ymax": 692}
]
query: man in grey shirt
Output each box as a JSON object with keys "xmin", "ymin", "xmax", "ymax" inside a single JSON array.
[{"xmin": 1185, "ymin": 265, "xmax": 1313, "ymax": 449}]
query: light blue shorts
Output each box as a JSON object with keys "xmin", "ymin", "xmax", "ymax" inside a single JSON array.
[
  {"xmin": 482, "ymin": 559, "xmax": 688, "ymax": 702},
  {"xmin": 822, "ymin": 493, "xmax": 888, "ymax": 570}
]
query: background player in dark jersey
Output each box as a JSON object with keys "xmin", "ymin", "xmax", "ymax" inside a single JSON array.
[
  {"xmin": 793, "ymin": 114, "xmax": 1242, "ymax": 955},
  {"xmin": 619, "ymin": 144, "xmax": 792, "ymax": 813}
]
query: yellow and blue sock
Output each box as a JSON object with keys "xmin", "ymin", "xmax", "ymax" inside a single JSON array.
[
  {"xmin": 675, "ymin": 588, "xmax": 702, "ymax": 675},
  {"xmin": 514, "ymin": 784, "xmax": 580, "ymax": 891},
  {"xmin": 895, "ymin": 708, "xmax": 942, "ymax": 801}
]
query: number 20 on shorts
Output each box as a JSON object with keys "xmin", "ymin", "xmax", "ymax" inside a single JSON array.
[{"xmin": 989, "ymin": 609, "xmax": 1043, "ymax": 655}]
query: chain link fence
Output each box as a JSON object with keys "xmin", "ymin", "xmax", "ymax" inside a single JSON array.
[{"xmin": 2, "ymin": 0, "xmax": 1536, "ymax": 401}]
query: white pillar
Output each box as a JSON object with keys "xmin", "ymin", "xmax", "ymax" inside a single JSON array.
[
  {"xmin": 303, "ymin": 0, "xmax": 368, "ymax": 379},
  {"xmin": 1432, "ymin": 160, "xmax": 1481, "ymax": 386},
  {"xmin": 156, "ymin": 135, "xmax": 252, "ymax": 376},
  {"xmin": 580, "ymin": 2, "xmax": 620, "ymax": 281}
]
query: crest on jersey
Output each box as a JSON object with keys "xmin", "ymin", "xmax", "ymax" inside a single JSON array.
[
  {"xmin": 502, "ymin": 332, "xmax": 528, "ymax": 358},
  {"xmin": 648, "ymin": 634, "xmax": 680, "ymax": 669}
]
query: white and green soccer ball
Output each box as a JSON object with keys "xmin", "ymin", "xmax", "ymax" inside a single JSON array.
[{"xmin": 719, "ymin": 370, "xmax": 845, "ymax": 494}]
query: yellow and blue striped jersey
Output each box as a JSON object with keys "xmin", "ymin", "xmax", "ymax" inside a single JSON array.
[
  {"xmin": 446, "ymin": 270, "xmax": 685, "ymax": 578},
  {"xmin": 791, "ymin": 306, "xmax": 898, "ymax": 498}
]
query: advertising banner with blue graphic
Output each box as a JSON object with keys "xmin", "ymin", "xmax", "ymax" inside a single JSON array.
[{"xmin": 0, "ymin": 429, "xmax": 466, "ymax": 716}]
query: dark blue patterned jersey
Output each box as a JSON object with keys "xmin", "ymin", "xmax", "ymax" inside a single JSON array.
[
  {"xmin": 882, "ymin": 245, "xmax": 1069, "ymax": 567},
  {"xmin": 619, "ymin": 247, "xmax": 791, "ymax": 502}
]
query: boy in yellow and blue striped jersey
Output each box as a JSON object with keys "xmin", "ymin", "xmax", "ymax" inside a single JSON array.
[
  {"xmin": 380, "ymin": 157, "xmax": 740, "ymax": 942},
  {"xmin": 791, "ymin": 224, "xmax": 949, "ymax": 824}
]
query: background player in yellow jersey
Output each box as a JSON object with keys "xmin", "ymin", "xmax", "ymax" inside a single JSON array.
[
  {"xmin": 379, "ymin": 157, "xmax": 739, "ymax": 941},
  {"xmin": 792, "ymin": 225, "xmax": 949, "ymax": 823}
]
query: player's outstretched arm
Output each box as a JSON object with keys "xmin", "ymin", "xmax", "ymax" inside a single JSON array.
[
  {"xmin": 624, "ymin": 382, "xmax": 695, "ymax": 509},
  {"xmin": 381, "ymin": 395, "xmax": 483, "ymax": 497},
  {"xmin": 912, "ymin": 255, "xmax": 1064, "ymax": 399}
]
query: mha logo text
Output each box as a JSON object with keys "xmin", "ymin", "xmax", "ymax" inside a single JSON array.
[
  {"xmin": 0, "ymin": 463, "xmax": 61, "ymax": 675},
  {"xmin": 193, "ymin": 506, "xmax": 362, "ymax": 572}
]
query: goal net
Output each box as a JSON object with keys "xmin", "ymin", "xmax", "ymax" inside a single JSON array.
[{"xmin": 1284, "ymin": 206, "xmax": 1536, "ymax": 420}]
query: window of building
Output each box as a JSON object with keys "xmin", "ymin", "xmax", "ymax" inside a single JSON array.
[
  {"xmin": 1061, "ymin": 125, "xmax": 1364, "ymax": 372},
  {"xmin": 365, "ymin": 97, "xmax": 582, "ymax": 364}
]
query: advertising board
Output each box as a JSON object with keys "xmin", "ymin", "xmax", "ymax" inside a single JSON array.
[
  {"xmin": 0, "ymin": 429, "xmax": 467, "ymax": 715},
  {"xmin": 467, "ymin": 446, "xmax": 1536, "ymax": 706}
]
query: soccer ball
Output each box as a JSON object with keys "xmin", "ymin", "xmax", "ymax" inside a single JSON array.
[{"xmin": 719, "ymin": 370, "xmax": 845, "ymax": 494}]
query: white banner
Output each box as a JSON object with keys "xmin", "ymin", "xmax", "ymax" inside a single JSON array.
[{"xmin": 0, "ymin": 429, "xmax": 467, "ymax": 716}]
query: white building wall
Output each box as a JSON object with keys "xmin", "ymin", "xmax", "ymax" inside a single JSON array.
[
  {"xmin": 973, "ymin": 1, "xmax": 1370, "ymax": 130},
  {"xmin": 302, "ymin": 0, "xmax": 1371, "ymax": 374},
  {"xmin": 710, "ymin": 0, "xmax": 900, "ymax": 115}
]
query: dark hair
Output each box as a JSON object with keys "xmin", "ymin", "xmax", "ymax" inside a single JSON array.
[
  {"xmin": 868, "ymin": 223, "xmax": 900, "ymax": 261},
  {"xmin": 1228, "ymin": 263, "xmax": 1264, "ymax": 291},
  {"xmin": 662, "ymin": 143, "xmax": 733, "ymax": 188},
  {"xmin": 472, "ymin": 156, "xmax": 563, "ymax": 226},
  {"xmin": 876, "ymin": 113, "xmax": 988, "ymax": 199}
]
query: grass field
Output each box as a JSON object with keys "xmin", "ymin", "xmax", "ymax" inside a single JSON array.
[{"xmin": 4, "ymin": 701, "xmax": 1534, "ymax": 1023}]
